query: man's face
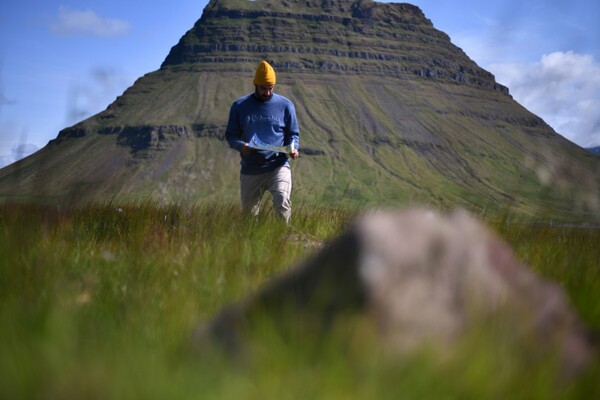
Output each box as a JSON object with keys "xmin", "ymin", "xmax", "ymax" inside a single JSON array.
[{"xmin": 254, "ymin": 85, "xmax": 274, "ymax": 102}]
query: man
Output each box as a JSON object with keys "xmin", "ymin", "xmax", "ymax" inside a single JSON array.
[{"xmin": 225, "ymin": 60, "xmax": 300, "ymax": 223}]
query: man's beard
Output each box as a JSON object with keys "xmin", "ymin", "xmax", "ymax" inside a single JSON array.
[{"xmin": 254, "ymin": 90, "xmax": 273, "ymax": 102}]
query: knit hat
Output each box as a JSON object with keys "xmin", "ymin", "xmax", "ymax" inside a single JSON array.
[{"xmin": 253, "ymin": 61, "xmax": 276, "ymax": 86}]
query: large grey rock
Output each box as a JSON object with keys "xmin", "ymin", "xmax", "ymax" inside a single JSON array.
[{"xmin": 193, "ymin": 208, "xmax": 596, "ymax": 376}]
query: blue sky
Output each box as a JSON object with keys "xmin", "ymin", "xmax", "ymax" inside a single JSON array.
[{"xmin": 1, "ymin": 0, "xmax": 599, "ymax": 168}]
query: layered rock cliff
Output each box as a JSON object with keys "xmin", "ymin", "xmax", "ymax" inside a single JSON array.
[{"xmin": 162, "ymin": 0, "xmax": 508, "ymax": 93}]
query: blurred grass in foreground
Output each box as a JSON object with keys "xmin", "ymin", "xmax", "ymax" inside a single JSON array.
[{"xmin": 0, "ymin": 201, "xmax": 599, "ymax": 399}]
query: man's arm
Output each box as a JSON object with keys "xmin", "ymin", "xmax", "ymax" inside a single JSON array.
[
  {"xmin": 225, "ymin": 103, "xmax": 246, "ymax": 153},
  {"xmin": 284, "ymin": 102, "xmax": 300, "ymax": 159}
]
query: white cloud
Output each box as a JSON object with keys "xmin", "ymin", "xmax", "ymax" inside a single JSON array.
[
  {"xmin": 0, "ymin": 143, "xmax": 39, "ymax": 169},
  {"xmin": 490, "ymin": 51, "xmax": 600, "ymax": 148},
  {"xmin": 65, "ymin": 67, "xmax": 131, "ymax": 124},
  {"xmin": 49, "ymin": 6, "xmax": 131, "ymax": 37}
]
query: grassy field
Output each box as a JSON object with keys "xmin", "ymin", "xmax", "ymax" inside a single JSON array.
[{"xmin": 1, "ymin": 201, "xmax": 599, "ymax": 399}]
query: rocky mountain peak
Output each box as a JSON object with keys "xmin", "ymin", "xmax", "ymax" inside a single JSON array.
[
  {"xmin": 202, "ymin": 0, "xmax": 427, "ymax": 19},
  {"xmin": 161, "ymin": 0, "xmax": 503, "ymax": 93}
]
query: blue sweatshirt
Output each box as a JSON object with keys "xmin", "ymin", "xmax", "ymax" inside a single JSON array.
[{"xmin": 225, "ymin": 93, "xmax": 300, "ymax": 175}]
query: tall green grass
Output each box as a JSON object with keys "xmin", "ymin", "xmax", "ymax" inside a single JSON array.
[{"xmin": 0, "ymin": 202, "xmax": 598, "ymax": 399}]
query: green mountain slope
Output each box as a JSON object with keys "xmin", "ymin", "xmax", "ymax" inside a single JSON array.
[{"xmin": 1, "ymin": 0, "xmax": 599, "ymax": 220}]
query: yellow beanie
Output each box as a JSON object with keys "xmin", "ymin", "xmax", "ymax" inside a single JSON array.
[{"xmin": 253, "ymin": 61, "xmax": 276, "ymax": 86}]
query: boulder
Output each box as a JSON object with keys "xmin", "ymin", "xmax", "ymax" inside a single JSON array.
[{"xmin": 192, "ymin": 208, "xmax": 596, "ymax": 376}]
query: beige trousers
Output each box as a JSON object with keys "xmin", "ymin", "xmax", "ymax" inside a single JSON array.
[{"xmin": 240, "ymin": 164, "xmax": 292, "ymax": 223}]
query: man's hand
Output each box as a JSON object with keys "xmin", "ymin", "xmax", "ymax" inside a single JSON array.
[
  {"xmin": 241, "ymin": 143, "xmax": 254, "ymax": 156},
  {"xmin": 289, "ymin": 149, "xmax": 299, "ymax": 160}
]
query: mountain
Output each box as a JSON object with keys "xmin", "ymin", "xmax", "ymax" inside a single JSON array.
[{"xmin": 1, "ymin": 0, "xmax": 599, "ymax": 221}]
